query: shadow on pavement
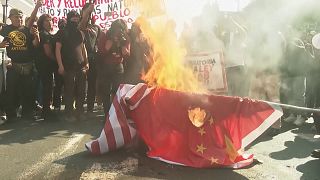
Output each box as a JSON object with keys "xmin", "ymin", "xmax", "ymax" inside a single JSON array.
[
  {"xmin": 54, "ymin": 147, "xmax": 249, "ymax": 180},
  {"xmin": 269, "ymin": 122, "xmax": 320, "ymax": 160},
  {"xmin": 0, "ymin": 112, "xmax": 105, "ymax": 145},
  {"xmin": 245, "ymin": 122, "xmax": 298, "ymax": 151},
  {"xmin": 296, "ymin": 159, "xmax": 320, "ymax": 180}
]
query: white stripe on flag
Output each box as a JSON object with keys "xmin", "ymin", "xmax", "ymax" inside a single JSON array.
[
  {"xmin": 125, "ymin": 85, "xmax": 153, "ymax": 110},
  {"xmin": 241, "ymin": 103, "xmax": 283, "ymax": 148},
  {"xmin": 109, "ymin": 105, "xmax": 125, "ymax": 148},
  {"xmin": 98, "ymin": 129, "xmax": 109, "ymax": 153}
]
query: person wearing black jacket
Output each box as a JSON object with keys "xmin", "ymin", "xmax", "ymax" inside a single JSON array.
[{"xmin": 36, "ymin": 14, "xmax": 56, "ymax": 120}]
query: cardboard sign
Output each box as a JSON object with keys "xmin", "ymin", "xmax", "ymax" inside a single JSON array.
[{"xmin": 186, "ymin": 52, "xmax": 227, "ymax": 93}]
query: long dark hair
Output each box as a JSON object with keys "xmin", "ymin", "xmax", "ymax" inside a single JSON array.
[
  {"xmin": 37, "ymin": 14, "xmax": 52, "ymax": 32},
  {"xmin": 109, "ymin": 19, "xmax": 128, "ymax": 38}
]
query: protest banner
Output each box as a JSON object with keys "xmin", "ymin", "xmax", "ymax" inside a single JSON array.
[{"xmin": 34, "ymin": 0, "xmax": 139, "ymax": 31}]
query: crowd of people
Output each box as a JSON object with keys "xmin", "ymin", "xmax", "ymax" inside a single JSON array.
[{"xmin": 0, "ymin": 1, "xmax": 151, "ymax": 124}]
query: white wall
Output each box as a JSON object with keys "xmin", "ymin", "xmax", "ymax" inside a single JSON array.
[{"xmin": 1, "ymin": 0, "xmax": 34, "ymax": 23}]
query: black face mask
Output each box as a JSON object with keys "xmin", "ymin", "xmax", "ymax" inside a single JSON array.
[{"xmin": 67, "ymin": 21, "xmax": 78, "ymax": 29}]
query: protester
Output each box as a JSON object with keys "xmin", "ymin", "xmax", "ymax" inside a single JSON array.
[
  {"xmin": 97, "ymin": 19, "xmax": 130, "ymax": 114},
  {"xmin": 35, "ymin": 13, "xmax": 56, "ymax": 120},
  {"xmin": 280, "ymin": 36, "xmax": 310, "ymax": 126},
  {"xmin": 125, "ymin": 18, "xmax": 152, "ymax": 84},
  {"xmin": 0, "ymin": 6, "xmax": 40, "ymax": 122},
  {"xmin": 79, "ymin": 3, "xmax": 101, "ymax": 115},
  {"xmin": 55, "ymin": 10, "xmax": 89, "ymax": 122},
  {"xmin": 0, "ymin": 23, "xmax": 6, "ymax": 124},
  {"xmin": 52, "ymin": 19, "xmax": 66, "ymax": 112}
]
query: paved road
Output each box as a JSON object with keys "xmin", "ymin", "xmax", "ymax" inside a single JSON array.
[{"xmin": 0, "ymin": 113, "xmax": 320, "ymax": 180}]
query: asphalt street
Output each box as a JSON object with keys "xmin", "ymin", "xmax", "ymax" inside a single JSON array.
[{"xmin": 0, "ymin": 112, "xmax": 320, "ymax": 180}]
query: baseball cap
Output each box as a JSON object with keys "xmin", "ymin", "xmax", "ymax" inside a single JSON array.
[{"xmin": 9, "ymin": 8, "xmax": 23, "ymax": 18}]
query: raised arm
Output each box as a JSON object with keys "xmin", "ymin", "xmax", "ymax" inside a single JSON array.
[
  {"xmin": 78, "ymin": 3, "xmax": 94, "ymax": 31},
  {"xmin": 27, "ymin": 0, "xmax": 43, "ymax": 29}
]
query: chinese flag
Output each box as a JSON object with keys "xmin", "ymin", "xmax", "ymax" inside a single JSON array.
[{"xmin": 86, "ymin": 84, "xmax": 282, "ymax": 168}]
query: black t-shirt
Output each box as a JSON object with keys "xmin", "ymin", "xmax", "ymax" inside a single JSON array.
[
  {"xmin": 56, "ymin": 27, "xmax": 85, "ymax": 70},
  {"xmin": 83, "ymin": 24, "xmax": 100, "ymax": 57},
  {"xmin": 37, "ymin": 30, "xmax": 55, "ymax": 65},
  {"xmin": 0, "ymin": 25, "xmax": 35, "ymax": 63}
]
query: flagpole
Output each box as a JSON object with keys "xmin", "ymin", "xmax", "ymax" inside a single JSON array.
[{"xmin": 262, "ymin": 101, "xmax": 320, "ymax": 114}]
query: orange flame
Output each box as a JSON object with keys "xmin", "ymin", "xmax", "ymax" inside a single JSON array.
[{"xmin": 133, "ymin": 2, "xmax": 206, "ymax": 94}]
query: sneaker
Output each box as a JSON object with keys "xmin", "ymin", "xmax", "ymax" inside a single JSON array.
[
  {"xmin": 294, "ymin": 115, "xmax": 305, "ymax": 126},
  {"xmin": 283, "ymin": 113, "xmax": 296, "ymax": 123}
]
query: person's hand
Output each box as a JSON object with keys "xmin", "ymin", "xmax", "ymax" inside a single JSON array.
[
  {"xmin": 35, "ymin": 0, "xmax": 43, "ymax": 8},
  {"xmin": 88, "ymin": 3, "xmax": 94, "ymax": 12},
  {"xmin": 58, "ymin": 65, "xmax": 65, "ymax": 75},
  {"xmin": 0, "ymin": 40, "xmax": 9, "ymax": 48},
  {"xmin": 83, "ymin": 3, "xmax": 94, "ymax": 15},
  {"xmin": 30, "ymin": 27, "xmax": 39, "ymax": 38}
]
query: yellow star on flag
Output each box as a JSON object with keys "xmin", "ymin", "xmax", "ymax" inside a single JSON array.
[
  {"xmin": 198, "ymin": 127, "xmax": 206, "ymax": 136},
  {"xmin": 209, "ymin": 117, "xmax": 214, "ymax": 125},
  {"xmin": 210, "ymin": 157, "xmax": 219, "ymax": 165},
  {"xmin": 196, "ymin": 144, "xmax": 207, "ymax": 154},
  {"xmin": 224, "ymin": 135, "xmax": 239, "ymax": 162}
]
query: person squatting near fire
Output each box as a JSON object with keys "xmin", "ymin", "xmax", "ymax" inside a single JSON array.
[
  {"xmin": 78, "ymin": 3, "xmax": 101, "ymax": 116},
  {"xmin": 55, "ymin": 10, "xmax": 89, "ymax": 122},
  {"xmin": 96, "ymin": 19, "xmax": 130, "ymax": 115},
  {"xmin": 0, "ymin": 7, "xmax": 40, "ymax": 122},
  {"xmin": 124, "ymin": 17, "xmax": 153, "ymax": 85}
]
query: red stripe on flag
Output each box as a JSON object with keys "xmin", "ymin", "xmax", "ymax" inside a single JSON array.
[
  {"xmin": 91, "ymin": 140, "xmax": 101, "ymax": 155},
  {"xmin": 104, "ymin": 115, "xmax": 117, "ymax": 151},
  {"xmin": 126, "ymin": 84, "xmax": 148, "ymax": 106},
  {"xmin": 113, "ymin": 94, "xmax": 132, "ymax": 144}
]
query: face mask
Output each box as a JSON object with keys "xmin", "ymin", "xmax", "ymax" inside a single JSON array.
[{"xmin": 68, "ymin": 21, "xmax": 78, "ymax": 28}]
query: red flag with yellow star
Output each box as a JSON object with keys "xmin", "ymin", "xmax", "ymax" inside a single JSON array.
[
  {"xmin": 128, "ymin": 85, "xmax": 282, "ymax": 168},
  {"xmin": 86, "ymin": 83, "xmax": 282, "ymax": 168}
]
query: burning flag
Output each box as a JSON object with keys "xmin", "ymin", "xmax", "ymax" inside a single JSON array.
[{"xmin": 85, "ymin": 83, "xmax": 282, "ymax": 168}]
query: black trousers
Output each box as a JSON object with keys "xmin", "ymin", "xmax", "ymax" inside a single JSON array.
[
  {"xmin": 63, "ymin": 68, "xmax": 86, "ymax": 114},
  {"xmin": 97, "ymin": 64, "xmax": 124, "ymax": 114},
  {"xmin": 38, "ymin": 62, "xmax": 54, "ymax": 113},
  {"xmin": 5, "ymin": 68, "xmax": 34, "ymax": 118},
  {"xmin": 86, "ymin": 57, "xmax": 97, "ymax": 112},
  {"xmin": 52, "ymin": 70, "xmax": 64, "ymax": 109}
]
